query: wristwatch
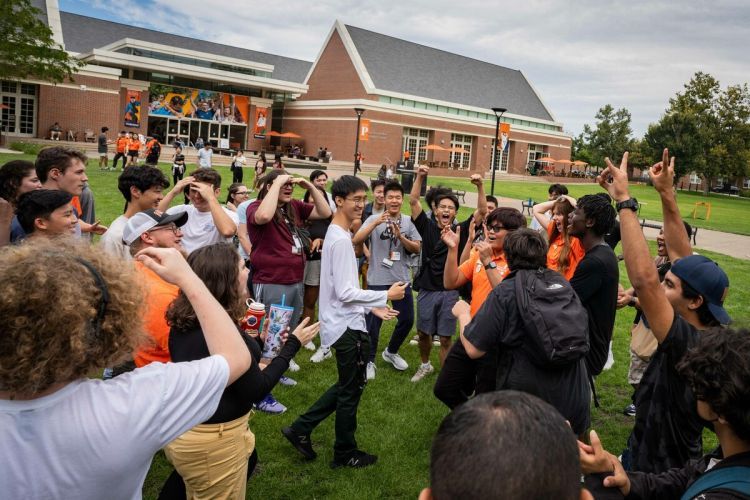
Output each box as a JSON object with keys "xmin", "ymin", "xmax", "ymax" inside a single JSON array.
[
  {"xmin": 615, "ymin": 198, "xmax": 639, "ymax": 212},
  {"xmin": 484, "ymin": 261, "xmax": 497, "ymax": 271}
]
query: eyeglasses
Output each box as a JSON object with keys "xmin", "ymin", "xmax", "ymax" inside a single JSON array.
[
  {"xmin": 149, "ymin": 223, "xmax": 181, "ymax": 235},
  {"xmin": 345, "ymin": 196, "xmax": 367, "ymax": 205},
  {"xmin": 486, "ymin": 224, "xmax": 506, "ymax": 233},
  {"xmin": 235, "ymin": 190, "xmax": 249, "ymax": 196}
]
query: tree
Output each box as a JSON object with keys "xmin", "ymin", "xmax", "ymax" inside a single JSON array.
[
  {"xmin": 581, "ymin": 104, "xmax": 634, "ymax": 171},
  {"xmin": 0, "ymin": 0, "xmax": 83, "ymax": 83}
]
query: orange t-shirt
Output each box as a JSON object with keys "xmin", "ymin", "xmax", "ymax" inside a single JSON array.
[
  {"xmin": 133, "ymin": 261, "xmax": 179, "ymax": 367},
  {"xmin": 116, "ymin": 136, "xmax": 129, "ymax": 153},
  {"xmin": 128, "ymin": 138, "xmax": 141, "ymax": 152},
  {"xmin": 458, "ymin": 248, "xmax": 510, "ymax": 317},
  {"xmin": 546, "ymin": 224, "xmax": 585, "ymax": 281}
]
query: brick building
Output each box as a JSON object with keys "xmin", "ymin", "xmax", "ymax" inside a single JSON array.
[{"xmin": 3, "ymin": 1, "xmax": 572, "ymax": 176}]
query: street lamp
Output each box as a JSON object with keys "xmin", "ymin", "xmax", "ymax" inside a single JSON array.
[
  {"xmin": 353, "ymin": 107, "xmax": 365, "ymax": 175},
  {"xmin": 490, "ymin": 107, "xmax": 507, "ymax": 197}
]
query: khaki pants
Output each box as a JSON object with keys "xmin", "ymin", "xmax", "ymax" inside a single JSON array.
[{"xmin": 165, "ymin": 412, "xmax": 255, "ymax": 500}]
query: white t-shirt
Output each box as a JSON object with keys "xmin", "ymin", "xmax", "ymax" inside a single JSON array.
[
  {"xmin": 236, "ymin": 198, "xmax": 256, "ymax": 259},
  {"xmin": 166, "ymin": 204, "xmax": 239, "ymax": 254},
  {"xmin": 319, "ymin": 224, "xmax": 387, "ymax": 346},
  {"xmin": 0, "ymin": 356, "xmax": 229, "ymax": 500},
  {"xmin": 98, "ymin": 214, "xmax": 131, "ymax": 260},
  {"xmin": 233, "ymin": 155, "xmax": 246, "ymax": 168},
  {"xmin": 198, "ymin": 148, "xmax": 213, "ymax": 168}
]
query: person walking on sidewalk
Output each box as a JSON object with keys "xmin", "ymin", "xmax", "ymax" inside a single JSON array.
[{"xmin": 282, "ymin": 175, "xmax": 404, "ymax": 469}]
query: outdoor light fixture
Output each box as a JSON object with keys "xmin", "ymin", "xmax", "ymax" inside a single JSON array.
[
  {"xmin": 490, "ymin": 107, "xmax": 507, "ymax": 197},
  {"xmin": 353, "ymin": 107, "xmax": 365, "ymax": 175}
]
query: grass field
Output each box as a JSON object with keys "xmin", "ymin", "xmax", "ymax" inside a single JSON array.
[
  {"xmin": 2, "ymin": 152, "xmax": 748, "ymax": 498},
  {"xmin": 430, "ymin": 176, "xmax": 750, "ymax": 236}
]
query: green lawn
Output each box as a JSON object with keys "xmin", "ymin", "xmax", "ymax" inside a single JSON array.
[
  {"xmin": 2, "ymin": 152, "xmax": 748, "ymax": 498},
  {"xmin": 428, "ymin": 176, "xmax": 750, "ymax": 236}
]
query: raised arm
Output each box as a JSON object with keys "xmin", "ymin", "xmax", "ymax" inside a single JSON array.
[
  {"xmin": 442, "ymin": 226, "xmax": 469, "ymax": 290},
  {"xmin": 254, "ymin": 174, "xmax": 288, "ymax": 224},
  {"xmin": 190, "ymin": 182, "xmax": 236, "ymax": 237},
  {"xmin": 470, "ymin": 174, "xmax": 487, "ymax": 223},
  {"xmin": 649, "ymin": 148, "xmax": 692, "ymax": 261},
  {"xmin": 296, "ymin": 178, "xmax": 332, "ymax": 220},
  {"xmin": 390, "ymin": 218, "xmax": 421, "ymax": 254},
  {"xmin": 599, "ymin": 153, "xmax": 674, "ymax": 342},
  {"xmin": 136, "ymin": 247, "xmax": 251, "ymax": 385},
  {"xmin": 352, "ymin": 212, "xmax": 388, "ymax": 245},
  {"xmin": 532, "ymin": 199, "xmax": 556, "ymax": 230},
  {"xmin": 158, "ymin": 176, "xmax": 195, "ymax": 213},
  {"xmin": 410, "ymin": 165, "xmax": 428, "ymax": 220}
]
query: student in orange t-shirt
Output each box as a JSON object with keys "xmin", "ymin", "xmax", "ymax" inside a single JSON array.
[
  {"xmin": 113, "ymin": 131, "xmax": 130, "ymax": 170},
  {"xmin": 127, "ymin": 132, "xmax": 141, "ymax": 166},
  {"xmin": 532, "ymin": 195, "xmax": 584, "ymax": 281},
  {"xmin": 434, "ymin": 207, "xmax": 527, "ymax": 409}
]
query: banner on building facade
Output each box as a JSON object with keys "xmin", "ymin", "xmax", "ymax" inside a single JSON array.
[
  {"xmin": 147, "ymin": 84, "xmax": 250, "ymax": 124},
  {"xmin": 124, "ymin": 90, "xmax": 141, "ymax": 127},
  {"xmin": 253, "ymin": 107, "xmax": 268, "ymax": 139},
  {"xmin": 500, "ymin": 123, "xmax": 511, "ymax": 153},
  {"xmin": 359, "ymin": 119, "xmax": 370, "ymax": 141}
]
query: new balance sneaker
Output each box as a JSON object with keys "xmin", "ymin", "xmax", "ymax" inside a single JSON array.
[
  {"xmin": 279, "ymin": 375, "xmax": 297, "ymax": 386},
  {"xmin": 410, "ymin": 363, "xmax": 434, "ymax": 383},
  {"xmin": 310, "ymin": 346, "xmax": 332, "ymax": 363},
  {"xmin": 303, "ymin": 341, "xmax": 317, "ymax": 351},
  {"xmin": 623, "ymin": 404, "xmax": 636, "ymax": 417},
  {"xmin": 331, "ymin": 450, "xmax": 378, "ymax": 469},
  {"xmin": 382, "ymin": 349, "xmax": 408, "ymax": 371},
  {"xmin": 288, "ymin": 359, "xmax": 300, "ymax": 372},
  {"xmin": 281, "ymin": 427, "xmax": 317, "ymax": 460},
  {"xmin": 256, "ymin": 394, "xmax": 286, "ymax": 414},
  {"xmin": 366, "ymin": 362, "xmax": 376, "ymax": 381}
]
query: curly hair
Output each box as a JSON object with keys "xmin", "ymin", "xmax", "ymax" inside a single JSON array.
[
  {"xmin": 0, "ymin": 239, "xmax": 144, "ymax": 396},
  {"xmin": 166, "ymin": 243, "xmax": 245, "ymax": 332},
  {"xmin": 677, "ymin": 327, "xmax": 750, "ymax": 442},
  {"xmin": 577, "ymin": 193, "xmax": 616, "ymax": 237},
  {"xmin": 118, "ymin": 165, "xmax": 170, "ymax": 203},
  {"xmin": 0, "ymin": 160, "xmax": 36, "ymax": 205},
  {"xmin": 256, "ymin": 169, "xmax": 298, "ymax": 227},
  {"xmin": 550, "ymin": 198, "xmax": 576, "ymax": 276}
]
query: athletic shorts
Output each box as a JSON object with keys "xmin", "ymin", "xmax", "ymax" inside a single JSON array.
[
  {"xmin": 303, "ymin": 260, "xmax": 321, "ymax": 286},
  {"xmin": 416, "ymin": 289, "xmax": 459, "ymax": 337},
  {"xmin": 128, "ymin": 151, "xmax": 139, "ymax": 157},
  {"xmin": 252, "ymin": 282, "xmax": 304, "ymax": 332}
]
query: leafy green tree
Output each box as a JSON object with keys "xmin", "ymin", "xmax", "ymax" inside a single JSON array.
[
  {"xmin": 581, "ymin": 104, "xmax": 634, "ymax": 171},
  {"xmin": 0, "ymin": 0, "xmax": 83, "ymax": 83}
]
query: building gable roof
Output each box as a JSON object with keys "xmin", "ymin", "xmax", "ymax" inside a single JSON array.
[
  {"xmin": 343, "ymin": 24, "xmax": 555, "ymax": 122},
  {"xmin": 59, "ymin": 12, "xmax": 312, "ymax": 84}
]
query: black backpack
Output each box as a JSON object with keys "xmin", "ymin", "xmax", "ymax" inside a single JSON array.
[{"xmin": 514, "ymin": 268, "xmax": 589, "ymax": 367}]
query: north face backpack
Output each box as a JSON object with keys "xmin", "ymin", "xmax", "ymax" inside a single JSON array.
[{"xmin": 514, "ymin": 268, "xmax": 589, "ymax": 367}]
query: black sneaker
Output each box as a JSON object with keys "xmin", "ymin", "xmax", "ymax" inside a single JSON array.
[
  {"xmin": 331, "ymin": 450, "xmax": 378, "ymax": 469},
  {"xmin": 623, "ymin": 404, "xmax": 636, "ymax": 417},
  {"xmin": 281, "ymin": 427, "xmax": 317, "ymax": 460}
]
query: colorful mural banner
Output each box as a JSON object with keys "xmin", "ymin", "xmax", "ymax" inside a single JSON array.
[
  {"xmin": 359, "ymin": 119, "xmax": 370, "ymax": 141},
  {"xmin": 253, "ymin": 107, "xmax": 268, "ymax": 138},
  {"xmin": 124, "ymin": 90, "xmax": 141, "ymax": 128},
  {"xmin": 500, "ymin": 123, "xmax": 511, "ymax": 153},
  {"xmin": 147, "ymin": 84, "xmax": 249, "ymax": 124}
]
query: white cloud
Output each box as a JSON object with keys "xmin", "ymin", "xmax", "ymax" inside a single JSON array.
[{"xmin": 62, "ymin": 0, "xmax": 750, "ymax": 136}]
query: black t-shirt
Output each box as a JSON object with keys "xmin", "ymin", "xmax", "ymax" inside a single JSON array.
[
  {"xmin": 570, "ymin": 243, "xmax": 619, "ymax": 376},
  {"xmin": 412, "ymin": 211, "xmax": 472, "ymax": 291},
  {"xmin": 464, "ymin": 274, "xmax": 591, "ymax": 435},
  {"xmin": 628, "ymin": 313, "xmax": 705, "ymax": 474},
  {"xmin": 169, "ymin": 324, "xmax": 300, "ymax": 424}
]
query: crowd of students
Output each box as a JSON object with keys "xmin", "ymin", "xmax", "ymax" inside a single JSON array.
[{"xmin": 0, "ymin": 145, "xmax": 747, "ymax": 499}]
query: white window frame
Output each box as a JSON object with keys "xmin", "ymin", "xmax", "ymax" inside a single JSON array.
[
  {"xmin": 1, "ymin": 81, "xmax": 37, "ymax": 137},
  {"xmin": 449, "ymin": 133, "xmax": 472, "ymax": 169}
]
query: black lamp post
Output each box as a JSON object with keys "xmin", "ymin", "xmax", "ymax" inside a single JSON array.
[
  {"xmin": 490, "ymin": 107, "xmax": 507, "ymax": 197},
  {"xmin": 353, "ymin": 107, "xmax": 365, "ymax": 175}
]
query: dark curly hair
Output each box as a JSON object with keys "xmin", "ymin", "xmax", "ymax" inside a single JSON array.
[
  {"xmin": 0, "ymin": 160, "xmax": 37, "ymax": 205},
  {"xmin": 118, "ymin": 165, "xmax": 170, "ymax": 203},
  {"xmin": 577, "ymin": 193, "xmax": 616, "ymax": 237},
  {"xmin": 166, "ymin": 243, "xmax": 245, "ymax": 332},
  {"xmin": 677, "ymin": 327, "xmax": 750, "ymax": 442}
]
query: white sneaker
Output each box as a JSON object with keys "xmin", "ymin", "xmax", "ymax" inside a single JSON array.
[
  {"xmin": 288, "ymin": 359, "xmax": 300, "ymax": 372},
  {"xmin": 603, "ymin": 341, "xmax": 615, "ymax": 371},
  {"xmin": 310, "ymin": 346, "xmax": 331, "ymax": 363},
  {"xmin": 410, "ymin": 363, "xmax": 434, "ymax": 382},
  {"xmin": 303, "ymin": 341, "xmax": 317, "ymax": 351},
  {"xmin": 382, "ymin": 349, "xmax": 408, "ymax": 371},
  {"xmin": 432, "ymin": 336, "xmax": 440, "ymax": 347},
  {"xmin": 366, "ymin": 362, "xmax": 376, "ymax": 381},
  {"xmin": 408, "ymin": 335, "xmax": 419, "ymax": 346}
]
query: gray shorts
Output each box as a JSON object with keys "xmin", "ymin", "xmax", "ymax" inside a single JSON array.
[
  {"xmin": 252, "ymin": 282, "xmax": 304, "ymax": 331},
  {"xmin": 628, "ymin": 348, "xmax": 651, "ymax": 386},
  {"xmin": 303, "ymin": 259, "xmax": 321, "ymax": 286},
  {"xmin": 416, "ymin": 289, "xmax": 459, "ymax": 336}
]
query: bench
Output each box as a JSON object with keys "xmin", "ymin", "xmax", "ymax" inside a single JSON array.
[
  {"xmin": 451, "ymin": 189, "xmax": 466, "ymax": 204},
  {"xmin": 640, "ymin": 219, "xmax": 698, "ymax": 246},
  {"xmin": 521, "ymin": 198, "xmax": 535, "ymax": 215}
]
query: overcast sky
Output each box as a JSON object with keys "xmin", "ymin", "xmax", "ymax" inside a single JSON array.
[{"xmin": 61, "ymin": 0, "xmax": 750, "ymax": 137}]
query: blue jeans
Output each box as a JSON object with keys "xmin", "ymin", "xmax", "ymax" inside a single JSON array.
[{"xmin": 365, "ymin": 284, "xmax": 414, "ymax": 362}]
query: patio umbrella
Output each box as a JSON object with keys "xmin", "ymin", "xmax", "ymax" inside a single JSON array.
[
  {"xmin": 536, "ymin": 156, "xmax": 557, "ymax": 163},
  {"xmin": 556, "ymin": 159, "xmax": 573, "ymax": 165},
  {"xmin": 266, "ymin": 131, "xmax": 282, "ymax": 137},
  {"xmin": 572, "ymin": 160, "xmax": 588, "ymax": 166},
  {"xmin": 446, "ymin": 146, "xmax": 467, "ymax": 153},
  {"xmin": 420, "ymin": 144, "xmax": 447, "ymax": 151}
]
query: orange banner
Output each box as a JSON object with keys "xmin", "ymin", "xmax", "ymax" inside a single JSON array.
[
  {"xmin": 253, "ymin": 107, "xmax": 268, "ymax": 138},
  {"xmin": 359, "ymin": 119, "xmax": 371, "ymax": 141},
  {"xmin": 499, "ymin": 123, "xmax": 511, "ymax": 152}
]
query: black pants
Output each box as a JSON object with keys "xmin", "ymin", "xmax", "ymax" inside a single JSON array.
[
  {"xmin": 290, "ymin": 328, "xmax": 369, "ymax": 460},
  {"xmin": 232, "ymin": 167, "xmax": 243, "ymax": 184},
  {"xmin": 433, "ymin": 340, "xmax": 497, "ymax": 409},
  {"xmin": 172, "ymin": 168, "xmax": 184, "ymax": 187},
  {"xmin": 112, "ymin": 152, "xmax": 126, "ymax": 170}
]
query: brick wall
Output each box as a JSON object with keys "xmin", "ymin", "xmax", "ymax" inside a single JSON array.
[{"xmin": 298, "ymin": 30, "xmax": 369, "ymax": 101}]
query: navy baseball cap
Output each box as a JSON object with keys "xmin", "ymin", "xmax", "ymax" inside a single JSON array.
[{"xmin": 671, "ymin": 255, "xmax": 731, "ymax": 325}]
